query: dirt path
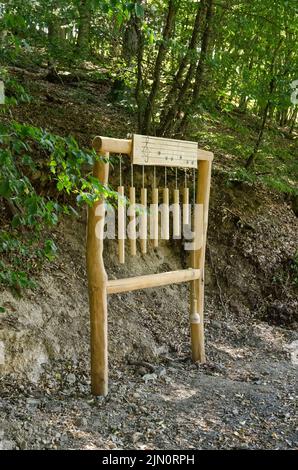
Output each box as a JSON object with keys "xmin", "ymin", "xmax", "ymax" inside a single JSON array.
[
  {"xmin": 0, "ymin": 216, "xmax": 297, "ymax": 450},
  {"xmin": 1, "ymin": 316, "xmax": 297, "ymax": 449}
]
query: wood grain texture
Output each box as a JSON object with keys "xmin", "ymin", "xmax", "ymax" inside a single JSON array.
[
  {"xmin": 87, "ymin": 147, "xmax": 109, "ymax": 396},
  {"xmin": 107, "ymin": 268, "xmax": 200, "ymax": 294},
  {"xmin": 140, "ymin": 188, "xmax": 147, "ymax": 254},
  {"xmin": 118, "ymin": 185, "xmax": 125, "ymax": 264}
]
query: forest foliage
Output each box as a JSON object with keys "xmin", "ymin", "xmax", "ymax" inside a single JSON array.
[{"xmin": 0, "ymin": 0, "xmax": 297, "ymax": 294}]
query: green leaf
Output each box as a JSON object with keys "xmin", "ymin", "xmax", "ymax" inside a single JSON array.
[{"xmin": 135, "ymin": 3, "xmax": 144, "ymax": 17}]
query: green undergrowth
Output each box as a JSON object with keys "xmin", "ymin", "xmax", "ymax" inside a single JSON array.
[
  {"xmin": 0, "ymin": 118, "xmax": 116, "ymax": 302},
  {"xmin": 194, "ymin": 110, "xmax": 298, "ymax": 197}
]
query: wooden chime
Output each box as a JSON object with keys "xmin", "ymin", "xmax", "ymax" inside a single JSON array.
[
  {"xmin": 115, "ymin": 151, "xmax": 200, "ymax": 262},
  {"xmin": 87, "ymin": 134, "xmax": 213, "ymax": 396}
]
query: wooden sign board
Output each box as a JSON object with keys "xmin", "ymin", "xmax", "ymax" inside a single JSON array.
[{"xmin": 132, "ymin": 134, "xmax": 198, "ymax": 168}]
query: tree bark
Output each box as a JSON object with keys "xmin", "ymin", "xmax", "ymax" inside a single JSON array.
[
  {"xmin": 48, "ymin": 18, "xmax": 64, "ymax": 49},
  {"xmin": 77, "ymin": 0, "xmax": 92, "ymax": 54}
]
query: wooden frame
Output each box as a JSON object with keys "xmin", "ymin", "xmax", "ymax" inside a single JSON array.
[{"xmin": 87, "ymin": 135, "xmax": 213, "ymax": 396}]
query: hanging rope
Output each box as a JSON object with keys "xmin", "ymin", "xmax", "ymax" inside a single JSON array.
[
  {"xmin": 131, "ymin": 162, "xmax": 134, "ymax": 188},
  {"xmin": 175, "ymin": 167, "xmax": 178, "ymax": 190},
  {"xmin": 164, "ymin": 167, "xmax": 167, "ymax": 187}
]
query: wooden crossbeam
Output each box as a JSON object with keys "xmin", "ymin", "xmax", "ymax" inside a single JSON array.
[
  {"xmin": 107, "ymin": 268, "xmax": 200, "ymax": 294},
  {"xmin": 93, "ymin": 136, "xmax": 213, "ymax": 165}
]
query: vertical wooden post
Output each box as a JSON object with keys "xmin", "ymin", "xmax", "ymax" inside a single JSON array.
[
  {"xmin": 118, "ymin": 185, "xmax": 125, "ymax": 263},
  {"xmin": 190, "ymin": 158, "xmax": 212, "ymax": 363},
  {"xmin": 86, "ymin": 149, "xmax": 109, "ymax": 396}
]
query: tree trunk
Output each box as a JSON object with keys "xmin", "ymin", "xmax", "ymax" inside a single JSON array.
[
  {"xmin": 141, "ymin": 0, "xmax": 178, "ymax": 135},
  {"xmin": 289, "ymin": 108, "xmax": 297, "ymax": 134},
  {"xmin": 177, "ymin": 0, "xmax": 214, "ymax": 137},
  {"xmin": 48, "ymin": 18, "xmax": 63, "ymax": 49},
  {"xmin": 77, "ymin": 0, "xmax": 91, "ymax": 54},
  {"xmin": 245, "ymin": 88, "xmax": 272, "ymax": 168},
  {"xmin": 135, "ymin": 24, "xmax": 144, "ymax": 132},
  {"xmin": 245, "ymin": 38, "xmax": 283, "ymax": 168},
  {"xmin": 157, "ymin": 0, "xmax": 205, "ymax": 136}
]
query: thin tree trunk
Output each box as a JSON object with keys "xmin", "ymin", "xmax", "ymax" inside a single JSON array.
[
  {"xmin": 48, "ymin": 18, "xmax": 63, "ymax": 49},
  {"xmin": 141, "ymin": 0, "xmax": 178, "ymax": 135},
  {"xmin": 289, "ymin": 108, "xmax": 297, "ymax": 134},
  {"xmin": 245, "ymin": 38, "xmax": 283, "ymax": 168},
  {"xmin": 135, "ymin": 14, "xmax": 144, "ymax": 132},
  {"xmin": 177, "ymin": 0, "xmax": 214, "ymax": 137},
  {"xmin": 77, "ymin": 0, "xmax": 91, "ymax": 54},
  {"xmin": 158, "ymin": 0, "xmax": 205, "ymax": 136},
  {"xmin": 245, "ymin": 86, "xmax": 273, "ymax": 168}
]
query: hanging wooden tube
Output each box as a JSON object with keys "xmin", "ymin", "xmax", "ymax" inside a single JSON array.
[
  {"xmin": 140, "ymin": 188, "xmax": 147, "ymax": 254},
  {"xmin": 161, "ymin": 187, "xmax": 169, "ymax": 240},
  {"xmin": 129, "ymin": 186, "xmax": 136, "ymax": 256},
  {"xmin": 183, "ymin": 187, "xmax": 190, "ymax": 227},
  {"xmin": 151, "ymin": 188, "xmax": 159, "ymax": 247},
  {"xmin": 173, "ymin": 189, "xmax": 181, "ymax": 238},
  {"xmin": 118, "ymin": 185, "xmax": 125, "ymax": 263}
]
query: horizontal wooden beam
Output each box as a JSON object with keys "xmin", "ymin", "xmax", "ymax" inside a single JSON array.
[
  {"xmin": 92, "ymin": 136, "xmax": 213, "ymax": 163},
  {"xmin": 93, "ymin": 136, "xmax": 132, "ymax": 155},
  {"xmin": 107, "ymin": 268, "xmax": 200, "ymax": 294}
]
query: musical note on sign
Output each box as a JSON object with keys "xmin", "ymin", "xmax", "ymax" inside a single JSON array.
[{"xmin": 132, "ymin": 134, "xmax": 198, "ymax": 169}]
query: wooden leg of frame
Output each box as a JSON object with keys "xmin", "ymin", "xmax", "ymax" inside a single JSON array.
[
  {"xmin": 87, "ymin": 150, "xmax": 109, "ymax": 396},
  {"xmin": 190, "ymin": 158, "xmax": 212, "ymax": 363}
]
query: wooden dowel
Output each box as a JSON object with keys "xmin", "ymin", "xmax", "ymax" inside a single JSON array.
[
  {"xmin": 93, "ymin": 136, "xmax": 132, "ymax": 155},
  {"xmin": 107, "ymin": 268, "xmax": 200, "ymax": 294},
  {"xmin": 151, "ymin": 188, "xmax": 159, "ymax": 248},
  {"xmin": 161, "ymin": 187, "xmax": 169, "ymax": 240},
  {"xmin": 183, "ymin": 187, "xmax": 190, "ymax": 227},
  {"xmin": 173, "ymin": 189, "xmax": 181, "ymax": 238},
  {"xmin": 87, "ymin": 150, "xmax": 109, "ymax": 396},
  {"xmin": 140, "ymin": 188, "xmax": 147, "ymax": 254},
  {"xmin": 118, "ymin": 186, "xmax": 125, "ymax": 264},
  {"xmin": 128, "ymin": 186, "xmax": 136, "ymax": 256}
]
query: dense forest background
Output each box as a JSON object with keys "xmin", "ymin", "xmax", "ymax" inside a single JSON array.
[{"xmin": 0, "ymin": 0, "xmax": 297, "ymax": 299}]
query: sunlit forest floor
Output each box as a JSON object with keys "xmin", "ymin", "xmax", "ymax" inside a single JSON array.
[{"xmin": 0, "ymin": 64, "xmax": 297, "ymax": 449}]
